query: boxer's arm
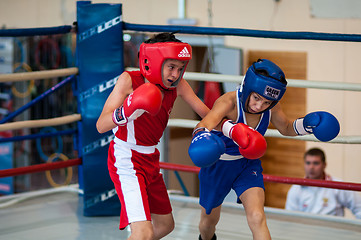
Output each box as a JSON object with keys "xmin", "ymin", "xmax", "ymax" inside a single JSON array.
[
  {"xmin": 112, "ymin": 82, "xmax": 162, "ymax": 126},
  {"xmin": 188, "ymin": 129, "xmax": 225, "ymax": 167},
  {"xmin": 270, "ymin": 103, "xmax": 298, "ymax": 136},
  {"xmin": 294, "ymin": 111, "xmax": 340, "ymax": 141},
  {"xmin": 194, "ymin": 91, "xmax": 237, "ymax": 131},
  {"xmin": 271, "ymin": 104, "xmax": 340, "ymax": 142},
  {"xmin": 96, "ymin": 72, "xmax": 133, "ymax": 133},
  {"xmin": 177, "ymin": 78, "xmax": 210, "ymax": 119},
  {"xmin": 222, "ymin": 121, "xmax": 267, "ymax": 159}
]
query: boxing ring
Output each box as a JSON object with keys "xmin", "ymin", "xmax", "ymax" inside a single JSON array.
[{"xmin": 1, "ymin": 2, "xmax": 361, "ymax": 239}]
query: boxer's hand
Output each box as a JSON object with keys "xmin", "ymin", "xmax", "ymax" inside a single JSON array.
[
  {"xmin": 222, "ymin": 121, "xmax": 267, "ymax": 159},
  {"xmin": 188, "ymin": 128, "xmax": 226, "ymax": 167},
  {"xmin": 293, "ymin": 111, "xmax": 340, "ymax": 142},
  {"xmin": 112, "ymin": 83, "xmax": 162, "ymax": 126}
]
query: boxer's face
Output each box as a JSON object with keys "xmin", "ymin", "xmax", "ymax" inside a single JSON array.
[
  {"xmin": 304, "ymin": 155, "xmax": 326, "ymax": 179},
  {"xmin": 247, "ymin": 92, "xmax": 273, "ymax": 113},
  {"xmin": 162, "ymin": 59, "xmax": 187, "ymax": 88}
]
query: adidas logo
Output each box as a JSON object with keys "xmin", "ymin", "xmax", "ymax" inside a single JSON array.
[{"xmin": 178, "ymin": 47, "xmax": 191, "ymax": 58}]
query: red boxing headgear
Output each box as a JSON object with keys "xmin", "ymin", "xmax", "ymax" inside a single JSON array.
[{"xmin": 139, "ymin": 42, "xmax": 192, "ymax": 89}]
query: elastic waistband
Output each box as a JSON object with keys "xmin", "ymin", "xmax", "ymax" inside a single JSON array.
[
  {"xmin": 113, "ymin": 137, "xmax": 156, "ymax": 154},
  {"xmin": 219, "ymin": 153, "xmax": 243, "ymax": 161}
]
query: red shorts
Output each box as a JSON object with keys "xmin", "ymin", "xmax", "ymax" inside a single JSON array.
[{"xmin": 108, "ymin": 140, "xmax": 172, "ymax": 230}]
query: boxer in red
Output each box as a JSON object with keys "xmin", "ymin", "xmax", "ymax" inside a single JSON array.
[{"xmin": 96, "ymin": 33, "xmax": 209, "ymax": 239}]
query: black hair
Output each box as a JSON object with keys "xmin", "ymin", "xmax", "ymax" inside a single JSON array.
[
  {"xmin": 144, "ymin": 32, "xmax": 182, "ymax": 43},
  {"xmin": 304, "ymin": 148, "xmax": 326, "ymax": 163}
]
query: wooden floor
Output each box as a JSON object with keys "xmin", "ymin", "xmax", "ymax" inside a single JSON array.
[{"xmin": 1, "ymin": 186, "xmax": 361, "ymax": 240}]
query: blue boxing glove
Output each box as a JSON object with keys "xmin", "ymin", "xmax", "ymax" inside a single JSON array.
[
  {"xmin": 188, "ymin": 128, "xmax": 226, "ymax": 168},
  {"xmin": 293, "ymin": 111, "xmax": 340, "ymax": 142}
]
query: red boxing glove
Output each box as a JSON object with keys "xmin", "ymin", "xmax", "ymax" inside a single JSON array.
[
  {"xmin": 222, "ymin": 120, "xmax": 267, "ymax": 159},
  {"xmin": 113, "ymin": 82, "xmax": 162, "ymax": 126}
]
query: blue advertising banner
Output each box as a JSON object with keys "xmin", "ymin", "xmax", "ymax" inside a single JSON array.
[
  {"xmin": 76, "ymin": 1, "xmax": 123, "ymax": 216},
  {"xmin": 0, "ymin": 142, "xmax": 13, "ymax": 195}
]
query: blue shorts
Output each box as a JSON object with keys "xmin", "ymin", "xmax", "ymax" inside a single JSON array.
[{"xmin": 199, "ymin": 158, "xmax": 264, "ymax": 214}]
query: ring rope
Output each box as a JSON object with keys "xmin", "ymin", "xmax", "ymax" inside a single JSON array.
[
  {"xmin": 265, "ymin": 129, "xmax": 361, "ymax": 144},
  {"xmin": 123, "ymin": 22, "xmax": 361, "ymax": 42},
  {"xmin": 184, "ymin": 72, "xmax": 361, "ymax": 92},
  {"xmin": 127, "ymin": 68, "xmax": 361, "ymax": 92},
  {"xmin": 0, "ymin": 75, "xmax": 75, "ymax": 124},
  {"xmin": 36, "ymin": 127, "xmax": 63, "ymax": 161},
  {"xmin": 1, "ymin": 160, "xmax": 360, "ymax": 192},
  {"xmin": 0, "ymin": 114, "xmax": 81, "ymax": 131},
  {"xmin": 0, "ymin": 129, "xmax": 76, "ymax": 143},
  {"xmin": 3, "ymin": 117, "xmax": 355, "ymax": 144},
  {"xmin": 2, "ymin": 22, "xmax": 360, "ymax": 40},
  {"xmin": 0, "ymin": 117, "xmax": 356, "ymax": 144},
  {"xmin": 0, "ymin": 25, "xmax": 73, "ymax": 37},
  {"xmin": 0, "ymin": 158, "xmax": 81, "ymax": 178},
  {"xmin": 0, "ymin": 67, "xmax": 78, "ymax": 83},
  {"xmin": 11, "ymin": 62, "xmax": 35, "ymax": 98},
  {"xmin": 158, "ymin": 162, "xmax": 361, "ymax": 192},
  {"xmin": 167, "ymin": 119, "xmax": 361, "ymax": 144},
  {"xmin": 45, "ymin": 153, "xmax": 72, "ymax": 187}
]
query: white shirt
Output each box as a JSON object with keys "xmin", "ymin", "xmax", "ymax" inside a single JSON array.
[{"xmin": 285, "ymin": 174, "xmax": 361, "ymax": 219}]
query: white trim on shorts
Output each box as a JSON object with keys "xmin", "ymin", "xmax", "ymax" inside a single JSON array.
[
  {"xmin": 219, "ymin": 153, "xmax": 244, "ymax": 161},
  {"xmin": 112, "ymin": 138, "xmax": 157, "ymax": 224}
]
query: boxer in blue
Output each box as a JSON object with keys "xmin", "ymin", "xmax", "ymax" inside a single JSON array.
[{"xmin": 188, "ymin": 59, "xmax": 340, "ymax": 240}]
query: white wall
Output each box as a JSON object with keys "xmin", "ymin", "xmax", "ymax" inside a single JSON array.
[{"xmin": 1, "ymin": 0, "xmax": 361, "ymax": 183}]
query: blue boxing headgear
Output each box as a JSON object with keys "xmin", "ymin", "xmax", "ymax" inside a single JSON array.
[{"xmin": 241, "ymin": 59, "xmax": 287, "ymax": 113}]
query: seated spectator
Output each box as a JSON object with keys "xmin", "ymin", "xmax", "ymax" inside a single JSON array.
[{"xmin": 285, "ymin": 148, "xmax": 361, "ymax": 219}]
